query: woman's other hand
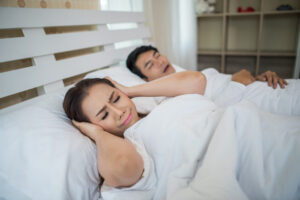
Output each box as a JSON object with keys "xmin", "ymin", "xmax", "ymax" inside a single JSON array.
[
  {"xmin": 104, "ymin": 76, "xmax": 131, "ymax": 97},
  {"xmin": 255, "ymin": 70, "xmax": 288, "ymax": 89},
  {"xmin": 232, "ymin": 69, "xmax": 255, "ymax": 86},
  {"xmin": 72, "ymin": 120, "xmax": 103, "ymax": 141}
]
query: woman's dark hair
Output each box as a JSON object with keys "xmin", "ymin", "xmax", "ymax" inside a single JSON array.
[
  {"xmin": 63, "ymin": 78, "xmax": 115, "ymax": 122},
  {"xmin": 126, "ymin": 45, "xmax": 158, "ymax": 79}
]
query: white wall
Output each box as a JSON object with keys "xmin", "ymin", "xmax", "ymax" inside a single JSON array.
[
  {"xmin": 144, "ymin": 0, "xmax": 197, "ymax": 71},
  {"xmin": 100, "ymin": 0, "xmax": 198, "ymax": 71}
]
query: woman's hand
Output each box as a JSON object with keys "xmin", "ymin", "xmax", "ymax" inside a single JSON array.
[
  {"xmin": 255, "ymin": 70, "xmax": 288, "ymax": 89},
  {"xmin": 104, "ymin": 76, "xmax": 131, "ymax": 97},
  {"xmin": 72, "ymin": 120, "xmax": 103, "ymax": 141}
]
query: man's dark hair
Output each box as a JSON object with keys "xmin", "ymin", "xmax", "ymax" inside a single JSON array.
[{"xmin": 126, "ymin": 45, "xmax": 158, "ymax": 79}]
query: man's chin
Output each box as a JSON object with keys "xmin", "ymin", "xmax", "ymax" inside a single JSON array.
[{"xmin": 163, "ymin": 64, "xmax": 175, "ymax": 74}]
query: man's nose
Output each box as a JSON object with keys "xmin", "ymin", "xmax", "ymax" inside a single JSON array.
[
  {"xmin": 107, "ymin": 104, "xmax": 124, "ymax": 118},
  {"xmin": 154, "ymin": 58, "xmax": 163, "ymax": 67}
]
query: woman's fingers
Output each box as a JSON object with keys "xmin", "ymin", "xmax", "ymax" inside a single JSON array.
[
  {"xmin": 72, "ymin": 120, "xmax": 103, "ymax": 141},
  {"xmin": 104, "ymin": 76, "xmax": 131, "ymax": 96}
]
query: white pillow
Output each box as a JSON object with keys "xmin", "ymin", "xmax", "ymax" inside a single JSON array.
[
  {"xmin": 0, "ymin": 89, "xmax": 100, "ymax": 200},
  {"xmin": 0, "ymin": 64, "xmax": 185, "ymax": 200},
  {"xmin": 84, "ymin": 64, "xmax": 186, "ymax": 114}
]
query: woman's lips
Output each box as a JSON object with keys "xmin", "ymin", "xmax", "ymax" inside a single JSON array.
[{"xmin": 122, "ymin": 112, "xmax": 132, "ymax": 126}]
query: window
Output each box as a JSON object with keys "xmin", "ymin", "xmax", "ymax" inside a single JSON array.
[{"xmin": 99, "ymin": 0, "xmax": 144, "ymax": 49}]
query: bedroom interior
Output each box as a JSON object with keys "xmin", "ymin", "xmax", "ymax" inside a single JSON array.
[{"xmin": 0, "ymin": 1, "xmax": 300, "ymax": 200}]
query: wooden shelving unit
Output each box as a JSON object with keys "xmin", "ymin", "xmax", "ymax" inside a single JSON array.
[{"xmin": 196, "ymin": 0, "xmax": 300, "ymax": 78}]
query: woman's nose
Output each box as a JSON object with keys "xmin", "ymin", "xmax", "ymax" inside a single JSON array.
[{"xmin": 107, "ymin": 104, "xmax": 124, "ymax": 118}]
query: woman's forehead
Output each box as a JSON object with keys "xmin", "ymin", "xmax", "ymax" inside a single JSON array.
[
  {"xmin": 82, "ymin": 84, "xmax": 114, "ymax": 116},
  {"xmin": 88, "ymin": 83, "xmax": 114, "ymax": 100}
]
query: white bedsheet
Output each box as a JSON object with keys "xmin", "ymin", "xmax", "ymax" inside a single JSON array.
[
  {"xmin": 202, "ymin": 68, "xmax": 300, "ymax": 116},
  {"xmin": 101, "ymin": 94, "xmax": 300, "ymax": 200}
]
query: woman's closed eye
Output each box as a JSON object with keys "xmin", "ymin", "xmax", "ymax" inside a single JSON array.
[
  {"xmin": 113, "ymin": 95, "xmax": 120, "ymax": 103},
  {"xmin": 102, "ymin": 111, "xmax": 108, "ymax": 120},
  {"xmin": 101, "ymin": 96, "xmax": 120, "ymax": 120}
]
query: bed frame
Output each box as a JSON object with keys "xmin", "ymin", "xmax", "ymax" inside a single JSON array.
[{"xmin": 0, "ymin": 7, "xmax": 150, "ymax": 114}]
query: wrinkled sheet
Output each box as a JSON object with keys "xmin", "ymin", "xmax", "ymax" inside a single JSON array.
[
  {"xmin": 204, "ymin": 68, "xmax": 300, "ymax": 116},
  {"xmin": 102, "ymin": 94, "xmax": 300, "ymax": 200}
]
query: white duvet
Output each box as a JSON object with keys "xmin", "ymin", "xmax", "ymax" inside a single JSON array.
[
  {"xmin": 202, "ymin": 68, "xmax": 300, "ymax": 116},
  {"xmin": 101, "ymin": 94, "xmax": 300, "ymax": 200}
]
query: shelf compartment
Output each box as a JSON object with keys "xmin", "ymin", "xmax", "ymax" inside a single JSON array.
[
  {"xmin": 196, "ymin": 0, "xmax": 224, "ymax": 17},
  {"xmin": 261, "ymin": 15, "xmax": 299, "ymax": 52},
  {"xmin": 262, "ymin": 0, "xmax": 300, "ymax": 12},
  {"xmin": 225, "ymin": 56, "xmax": 257, "ymax": 74},
  {"xmin": 226, "ymin": 16, "xmax": 259, "ymax": 52},
  {"xmin": 228, "ymin": 0, "xmax": 261, "ymax": 13},
  {"xmin": 259, "ymin": 56, "xmax": 295, "ymax": 78},
  {"xmin": 197, "ymin": 55, "xmax": 221, "ymax": 72},
  {"xmin": 197, "ymin": 17, "xmax": 223, "ymax": 51}
]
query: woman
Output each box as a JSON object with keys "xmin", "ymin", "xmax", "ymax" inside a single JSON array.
[{"xmin": 63, "ymin": 71, "xmax": 207, "ymax": 188}]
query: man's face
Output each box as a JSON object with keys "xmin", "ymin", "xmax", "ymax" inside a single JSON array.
[{"xmin": 135, "ymin": 50, "xmax": 175, "ymax": 81}]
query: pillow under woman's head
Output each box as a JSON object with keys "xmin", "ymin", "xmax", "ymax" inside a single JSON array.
[{"xmin": 0, "ymin": 90, "xmax": 100, "ymax": 200}]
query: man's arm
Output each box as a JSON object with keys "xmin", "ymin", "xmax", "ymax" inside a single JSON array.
[
  {"xmin": 73, "ymin": 120, "xmax": 144, "ymax": 188},
  {"xmin": 231, "ymin": 69, "xmax": 255, "ymax": 86},
  {"xmin": 232, "ymin": 69, "xmax": 288, "ymax": 89},
  {"xmin": 107, "ymin": 71, "xmax": 206, "ymax": 97},
  {"xmin": 255, "ymin": 70, "xmax": 288, "ymax": 89}
]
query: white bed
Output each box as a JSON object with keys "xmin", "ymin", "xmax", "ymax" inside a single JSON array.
[
  {"xmin": 1, "ymin": 7, "xmax": 300, "ymax": 200},
  {"xmin": 0, "ymin": 7, "xmax": 151, "ymax": 200}
]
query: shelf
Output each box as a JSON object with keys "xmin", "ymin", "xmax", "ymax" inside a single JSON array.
[
  {"xmin": 196, "ymin": 0, "xmax": 299, "ymax": 77},
  {"xmin": 196, "ymin": 10, "xmax": 300, "ymax": 19},
  {"xmin": 226, "ymin": 12, "xmax": 260, "ymax": 16},
  {"xmin": 264, "ymin": 10, "xmax": 300, "ymax": 15},
  {"xmin": 226, "ymin": 51, "xmax": 257, "ymax": 56},
  {"xmin": 197, "ymin": 50, "xmax": 222, "ymax": 55},
  {"xmin": 197, "ymin": 13, "xmax": 223, "ymax": 18},
  {"xmin": 260, "ymin": 51, "xmax": 296, "ymax": 57},
  {"xmin": 198, "ymin": 50, "xmax": 296, "ymax": 57}
]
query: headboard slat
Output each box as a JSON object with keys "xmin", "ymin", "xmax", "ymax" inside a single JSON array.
[
  {"xmin": 0, "ymin": 7, "xmax": 150, "ymax": 109},
  {"xmin": 0, "ymin": 7, "xmax": 145, "ymax": 29},
  {"xmin": 0, "ymin": 46, "xmax": 137, "ymax": 98},
  {"xmin": 0, "ymin": 27, "xmax": 150, "ymax": 63}
]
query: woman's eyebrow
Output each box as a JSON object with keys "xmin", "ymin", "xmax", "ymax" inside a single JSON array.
[{"xmin": 95, "ymin": 91, "xmax": 114, "ymax": 117}]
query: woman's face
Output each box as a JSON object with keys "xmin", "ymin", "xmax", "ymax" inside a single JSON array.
[{"xmin": 81, "ymin": 83, "xmax": 139, "ymax": 137}]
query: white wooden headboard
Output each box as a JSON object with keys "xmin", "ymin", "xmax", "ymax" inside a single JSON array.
[{"xmin": 0, "ymin": 7, "xmax": 150, "ymax": 112}]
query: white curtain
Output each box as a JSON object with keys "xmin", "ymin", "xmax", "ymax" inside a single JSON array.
[{"xmin": 144, "ymin": 0, "xmax": 197, "ymax": 71}]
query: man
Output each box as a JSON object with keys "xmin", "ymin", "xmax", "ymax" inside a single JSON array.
[
  {"xmin": 126, "ymin": 45, "xmax": 287, "ymax": 89},
  {"xmin": 125, "ymin": 45, "xmax": 300, "ymax": 116}
]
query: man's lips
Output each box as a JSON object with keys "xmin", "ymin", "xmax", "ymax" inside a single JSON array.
[
  {"xmin": 163, "ymin": 65, "xmax": 169, "ymax": 73},
  {"xmin": 122, "ymin": 112, "xmax": 132, "ymax": 126}
]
